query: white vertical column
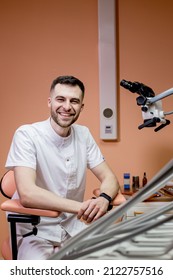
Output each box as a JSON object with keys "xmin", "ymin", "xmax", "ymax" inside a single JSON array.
[{"xmin": 98, "ymin": 0, "xmax": 117, "ymax": 140}]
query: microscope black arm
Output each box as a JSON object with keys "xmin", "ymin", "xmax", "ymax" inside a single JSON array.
[{"xmin": 120, "ymin": 79, "xmax": 173, "ymax": 131}]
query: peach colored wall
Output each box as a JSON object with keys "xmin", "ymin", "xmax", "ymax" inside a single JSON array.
[{"xmin": 0, "ymin": 0, "xmax": 173, "ymax": 257}]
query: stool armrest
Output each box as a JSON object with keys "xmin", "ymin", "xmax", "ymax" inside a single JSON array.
[{"xmin": 1, "ymin": 199, "xmax": 60, "ymax": 218}]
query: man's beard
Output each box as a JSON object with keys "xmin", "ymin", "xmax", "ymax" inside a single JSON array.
[{"xmin": 50, "ymin": 109, "xmax": 80, "ymax": 128}]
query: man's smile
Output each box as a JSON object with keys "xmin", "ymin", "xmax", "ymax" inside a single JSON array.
[{"xmin": 58, "ymin": 112, "xmax": 75, "ymax": 117}]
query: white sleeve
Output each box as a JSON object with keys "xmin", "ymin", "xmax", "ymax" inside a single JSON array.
[
  {"xmin": 5, "ymin": 126, "xmax": 36, "ymax": 170},
  {"xmin": 86, "ymin": 130, "xmax": 105, "ymax": 169}
]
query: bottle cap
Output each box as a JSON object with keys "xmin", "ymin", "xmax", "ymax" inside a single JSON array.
[{"xmin": 124, "ymin": 173, "xmax": 130, "ymax": 178}]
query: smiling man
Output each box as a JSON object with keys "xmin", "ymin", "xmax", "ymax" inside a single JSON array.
[
  {"xmin": 48, "ymin": 78, "xmax": 84, "ymax": 135},
  {"xmin": 5, "ymin": 75, "xmax": 120, "ymax": 259}
]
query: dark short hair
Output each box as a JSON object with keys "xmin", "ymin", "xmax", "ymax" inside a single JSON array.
[{"xmin": 50, "ymin": 75, "xmax": 85, "ymax": 98}]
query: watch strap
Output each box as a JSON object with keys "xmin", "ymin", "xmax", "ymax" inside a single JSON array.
[{"xmin": 99, "ymin": 192, "xmax": 112, "ymax": 203}]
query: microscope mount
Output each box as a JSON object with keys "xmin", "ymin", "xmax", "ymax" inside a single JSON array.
[{"xmin": 120, "ymin": 79, "xmax": 173, "ymax": 131}]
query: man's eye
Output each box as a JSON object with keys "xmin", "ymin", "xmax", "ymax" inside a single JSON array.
[
  {"xmin": 57, "ymin": 98, "xmax": 64, "ymax": 102},
  {"xmin": 71, "ymin": 100, "xmax": 80, "ymax": 104}
]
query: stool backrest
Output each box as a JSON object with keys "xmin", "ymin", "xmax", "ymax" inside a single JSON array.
[{"xmin": 0, "ymin": 170, "xmax": 16, "ymax": 199}]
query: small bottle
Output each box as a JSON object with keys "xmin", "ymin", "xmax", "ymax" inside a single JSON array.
[
  {"xmin": 123, "ymin": 173, "xmax": 130, "ymax": 191},
  {"xmin": 142, "ymin": 172, "xmax": 147, "ymax": 187},
  {"xmin": 132, "ymin": 176, "xmax": 140, "ymax": 192}
]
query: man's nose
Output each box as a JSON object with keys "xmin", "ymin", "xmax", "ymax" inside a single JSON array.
[{"xmin": 63, "ymin": 101, "xmax": 72, "ymax": 111}]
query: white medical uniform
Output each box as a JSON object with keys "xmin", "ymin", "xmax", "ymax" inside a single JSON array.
[{"xmin": 5, "ymin": 118, "xmax": 104, "ymax": 259}]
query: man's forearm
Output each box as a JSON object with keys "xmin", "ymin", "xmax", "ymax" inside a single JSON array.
[
  {"xmin": 19, "ymin": 186, "xmax": 83, "ymax": 214},
  {"xmin": 100, "ymin": 175, "xmax": 120, "ymax": 200}
]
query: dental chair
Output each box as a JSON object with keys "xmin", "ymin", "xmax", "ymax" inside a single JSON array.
[
  {"xmin": 0, "ymin": 170, "xmax": 60, "ymax": 260},
  {"xmin": 0, "ymin": 170, "xmax": 126, "ymax": 260}
]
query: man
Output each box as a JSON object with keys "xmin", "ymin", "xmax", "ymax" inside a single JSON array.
[{"xmin": 6, "ymin": 75, "xmax": 120, "ymax": 259}]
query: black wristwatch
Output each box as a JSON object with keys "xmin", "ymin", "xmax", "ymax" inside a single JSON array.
[
  {"xmin": 99, "ymin": 192, "xmax": 113, "ymax": 211},
  {"xmin": 99, "ymin": 192, "xmax": 112, "ymax": 203}
]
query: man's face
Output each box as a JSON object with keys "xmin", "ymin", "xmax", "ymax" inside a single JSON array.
[{"xmin": 48, "ymin": 83, "xmax": 84, "ymax": 128}]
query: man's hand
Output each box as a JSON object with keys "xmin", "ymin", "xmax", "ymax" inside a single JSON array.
[{"xmin": 77, "ymin": 197, "xmax": 109, "ymax": 223}]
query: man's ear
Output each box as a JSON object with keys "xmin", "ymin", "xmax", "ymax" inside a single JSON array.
[
  {"xmin": 48, "ymin": 97, "xmax": 51, "ymax": 108},
  {"xmin": 80, "ymin": 103, "xmax": 84, "ymax": 112}
]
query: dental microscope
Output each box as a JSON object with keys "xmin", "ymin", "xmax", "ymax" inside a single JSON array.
[{"xmin": 120, "ymin": 79, "xmax": 173, "ymax": 131}]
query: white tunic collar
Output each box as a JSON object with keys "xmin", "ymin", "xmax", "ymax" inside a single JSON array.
[{"xmin": 44, "ymin": 118, "xmax": 73, "ymax": 147}]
